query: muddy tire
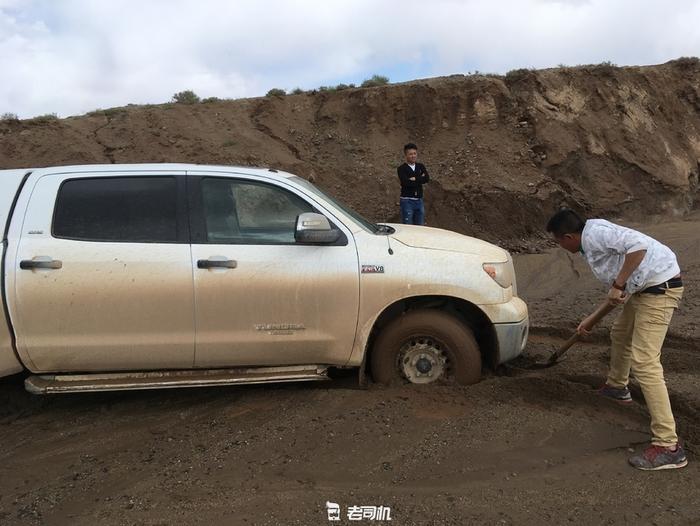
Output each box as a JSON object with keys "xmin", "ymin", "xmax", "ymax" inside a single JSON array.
[{"xmin": 371, "ymin": 309, "xmax": 481, "ymax": 386}]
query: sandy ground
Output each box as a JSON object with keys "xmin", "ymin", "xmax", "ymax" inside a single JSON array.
[{"xmin": 0, "ymin": 216, "xmax": 699, "ymax": 525}]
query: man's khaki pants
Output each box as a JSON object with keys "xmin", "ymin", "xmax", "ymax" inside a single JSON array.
[{"xmin": 607, "ymin": 287, "xmax": 683, "ymax": 446}]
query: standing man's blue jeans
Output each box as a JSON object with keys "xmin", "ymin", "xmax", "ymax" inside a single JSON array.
[{"xmin": 400, "ymin": 198, "xmax": 425, "ymax": 225}]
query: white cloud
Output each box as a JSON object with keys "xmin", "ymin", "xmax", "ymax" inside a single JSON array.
[{"xmin": 1, "ymin": 0, "xmax": 699, "ymax": 118}]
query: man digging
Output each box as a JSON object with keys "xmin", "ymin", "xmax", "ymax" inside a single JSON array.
[{"xmin": 546, "ymin": 209, "xmax": 687, "ymax": 470}]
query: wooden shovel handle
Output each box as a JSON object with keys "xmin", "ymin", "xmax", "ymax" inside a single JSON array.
[
  {"xmin": 547, "ymin": 333, "xmax": 581, "ymax": 364},
  {"xmin": 581, "ymin": 301, "xmax": 618, "ymax": 331},
  {"xmin": 547, "ymin": 301, "xmax": 618, "ymax": 364}
]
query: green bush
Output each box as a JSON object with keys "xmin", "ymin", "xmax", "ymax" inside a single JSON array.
[
  {"xmin": 361, "ymin": 75, "xmax": 390, "ymax": 88},
  {"xmin": 584, "ymin": 61, "xmax": 617, "ymax": 76},
  {"xmin": 202, "ymin": 97, "xmax": 221, "ymax": 103},
  {"xmin": 172, "ymin": 90, "xmax": 201, "ymax": 104},
  {"xmin": 1, "ymin": 112, "xmax": 19, "ymax": 122},
  {"xmin": 335, "ymin": 83, "xmax": 351, "ymax": 91},
  {"xmin": 669, "ymin": 56, "xmax": 700, "ymax": 70},
  {"xmin": 291, "ymin": 87, "xmax": 304, "ymax": 95},
  {"xmin": 87, "ymin": 107, "xmax": 127, "ymax": 118},
  {"xmin": 27, "ymin": 113, "xmax": 59, "ymax": 124},
  {"xmin": 104, "ymin": 107, "xmax": 127, "ymax": 118},
  {"xmin": 266, "ymin": 88, "xmax": 286, "ymax": 97},
  {"xmin": 505, "ymin": 68, "xmax": 531, "ymax": 79}
]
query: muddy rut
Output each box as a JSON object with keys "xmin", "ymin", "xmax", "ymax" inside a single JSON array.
[{"xmin": 0, "ymin": 326, "xmax": 698, "ymax": 525}]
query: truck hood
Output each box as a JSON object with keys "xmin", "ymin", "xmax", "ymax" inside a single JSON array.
[{"xmin": 386, "ymin": 224, "xmax": 508, "ymax": 260}]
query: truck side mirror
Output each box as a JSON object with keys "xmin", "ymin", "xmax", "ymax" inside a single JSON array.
[{"xmin": 295, "ymin": 213, "xmax": 341, "ymax": 244}]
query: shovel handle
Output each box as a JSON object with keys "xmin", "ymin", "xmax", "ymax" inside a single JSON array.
[
  {"xmin": 547, "ymin": 333, "xmax": 581, "ymax": 363},
  {"xmin": 547, "ymin": 302, "xmax": 618, "ymax": 364},
  {"xmin": 582, "ymin": 301, "xmax": 618, "ymax": 331}
]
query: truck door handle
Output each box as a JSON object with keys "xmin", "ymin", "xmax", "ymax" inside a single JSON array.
[
  {"xmin": 20, "ymin": 258, "xmax": 63, "ymax": 270},
  {"xmin": 197, "ymin": 259, "xmax": 237, "ymax": 269}
]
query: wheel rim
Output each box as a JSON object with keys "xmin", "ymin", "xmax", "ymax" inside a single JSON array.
[{"xmin": 398, "ymin": 337, "xmax": 449, "ymax": 384}]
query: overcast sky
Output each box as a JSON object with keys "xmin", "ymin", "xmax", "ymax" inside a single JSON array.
[{"xmin": 1, "ymin": 0, "xmax": 699, "ymax": 118}]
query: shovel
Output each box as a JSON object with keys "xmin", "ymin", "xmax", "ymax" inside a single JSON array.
[{"xmin": 530, "ymin": 301, "xmax": 618, "ymax": 369}]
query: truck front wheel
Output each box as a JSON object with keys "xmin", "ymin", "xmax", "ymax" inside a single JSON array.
[{"xmin": 371, "ymin": 309, "xmax": 481, "ymax": 386}]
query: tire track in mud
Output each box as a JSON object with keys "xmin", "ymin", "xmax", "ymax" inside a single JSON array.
[
  {"xmin": 526, "ymin": 329, "xmax": 700, "ymax": 373},
  {"xmin": 513, "ymin": 332, "xmax": 700, "ymax": 449},
  {"xmin": 499, "ymin": 366, "xmax": 699, "ymax": 454},
  {"xmin": 1, "ymin": 359, "xmax": 699, "ymax": 525},
  {"xmin": 562, "ymin": 372, "xmax": 700, "ymax": 451}
]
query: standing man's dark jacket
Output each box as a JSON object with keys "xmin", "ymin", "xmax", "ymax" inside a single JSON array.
[{"xmin": 397, "ymin": 163, "xmax": 430, "ymax": 198}]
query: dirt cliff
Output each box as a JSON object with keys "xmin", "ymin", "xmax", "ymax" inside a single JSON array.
[{"xmin": 1, "ymin": 58, "xmax": 699, "ymax": 250}]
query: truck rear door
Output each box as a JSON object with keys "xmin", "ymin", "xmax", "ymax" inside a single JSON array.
[
  {"xmin": 9, "ymin": 170, "xmax": 195, "ymax": 372},
  {"xmin": 1, "ymin": 169, "xmax": 31, "ymax": 377}
]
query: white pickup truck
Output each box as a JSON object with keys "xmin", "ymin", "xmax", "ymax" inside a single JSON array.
[{"xmin": 0, "ymin": 164, "xmax": 528, "ymax": 393}]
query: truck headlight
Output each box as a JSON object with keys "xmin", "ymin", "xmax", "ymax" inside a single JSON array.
[{"xmin": 482, "ymin": 261, "xmax": 513, "ymax": 289}]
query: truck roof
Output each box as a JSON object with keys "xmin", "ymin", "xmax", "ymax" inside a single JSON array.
[
  {"xmin": 1, "ymin": 163, "xmax": 295, "ymax": 179},
  {"xmin": 0, "ymin": 164, "xmax": 297, "ymax": 238}
]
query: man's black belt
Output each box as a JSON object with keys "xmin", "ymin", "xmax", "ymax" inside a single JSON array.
[{"xmin": 640, "ymin": 277, "xmax": 683, "ymax": 294}]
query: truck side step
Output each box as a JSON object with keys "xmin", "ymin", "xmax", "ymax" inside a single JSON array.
[{"xmin": 25, "ymin": 365, "xmax": 329, "ymax": 394}]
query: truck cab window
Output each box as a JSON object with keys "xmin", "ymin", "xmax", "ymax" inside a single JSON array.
[
  {"xmin": 53, "ymin": 177, "xmax": 179, "ymax": 242},
  {"xmin": 201, "ymin": 178, "xmax": 313, "ymax": 244}
]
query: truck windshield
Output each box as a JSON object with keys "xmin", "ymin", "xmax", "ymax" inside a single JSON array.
[{"xmin": 290, "ymin": 176, "xmax": 380, "ymax": 234}]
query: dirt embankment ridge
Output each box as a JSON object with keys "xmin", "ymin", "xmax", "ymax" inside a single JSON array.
[{"xmin": 1, "ymin": 59, "xmax": 699, "ymax": 249}]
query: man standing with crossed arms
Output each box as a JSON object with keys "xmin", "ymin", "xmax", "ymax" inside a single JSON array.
[{"xmin": 397, "ymin": 143, "xmax": 430, "ymax": 225}]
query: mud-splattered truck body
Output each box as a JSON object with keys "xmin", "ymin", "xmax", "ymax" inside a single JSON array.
[{"xmin": 0, "ymin": 164, "xmax": 528, "ymax": 393}]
